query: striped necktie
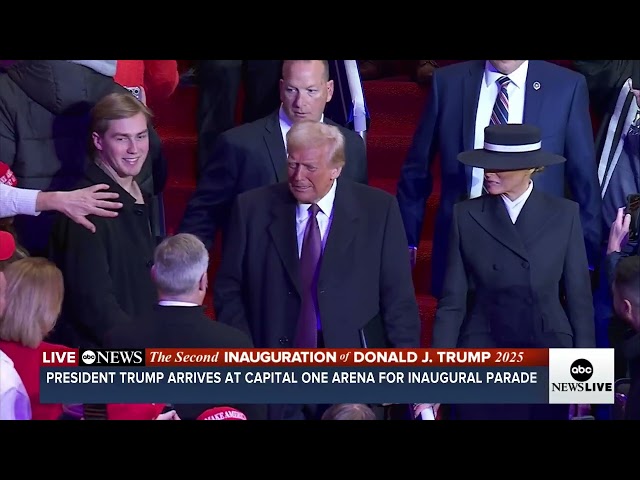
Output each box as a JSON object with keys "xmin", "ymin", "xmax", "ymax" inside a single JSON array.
[
  {"xmin": 491, "ymin": 76, "xmax": 511, "ymax": 125},
  {"xmin": 483, "ymin": 76, "xmax": 512, "ymax": 194}
]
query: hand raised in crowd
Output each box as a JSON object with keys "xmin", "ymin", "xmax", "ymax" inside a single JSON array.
[
  {"xmin": 607, "ymin": 207, "xmax": 632, "ymax": 254},
  {"xmin": 414, "ymin": 403, "xmax": 439, "ymax": 419},
  {"xmin": 155, "ymin": 410, "xmax": 181, "ymax": 420}
]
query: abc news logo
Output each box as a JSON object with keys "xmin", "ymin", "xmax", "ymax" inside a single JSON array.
[
  {"xmin": 548, "ymin": 348, "xmax": 615, "ymax": 404},
  {"xmin": 570, "ymin": 359, "xmax": 594, "ymax": 382},
  {"xmin": 80, "ymin": 349, "xmax": 145, "ymax": 367},
  {"xmin": 551, "ymin": 358, "xmax": 612, "ymax": 393}
]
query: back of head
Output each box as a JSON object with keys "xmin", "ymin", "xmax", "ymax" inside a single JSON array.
[
  {"xmin": 321, "ymin": 403, "xmax": 377, "ymax": 420},
  {"xmin": 0, "ymin": 257, "xmax": 64, "ymax": 348},
  {"xmin": 613, "ymin": 255, "xmax": 640, "ymax": 329},
  {"xmin": 152, "ymin": 233, "xmax": 209, "ymax": 299}
]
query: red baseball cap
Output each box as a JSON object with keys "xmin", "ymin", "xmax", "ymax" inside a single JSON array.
[
  {"xmin": 197, "ymin": 406, "xmax": 247, "ymax": 420},
  {"xmin": 0, "ymin": 162, "xmax": 17, "ymax": 186},
  {"xmin": 0, "ymin": 231, "xmax": 16, "ymax": 261},
  {"xmin": 107, "ymin": 403, "xmax": 166, "ymax": 420}
]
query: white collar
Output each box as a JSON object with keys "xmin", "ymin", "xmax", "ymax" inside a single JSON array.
[
  {"xmin": 501, "ymin": 180, "xmax": 534, "ymax": 207},
  {"xmin": 484, "ymin": 60, "xmax": 529, "ymax": 90},
  {"xmin": 158, "ymin": 300, "xmax": 199, "ymax": 307}
]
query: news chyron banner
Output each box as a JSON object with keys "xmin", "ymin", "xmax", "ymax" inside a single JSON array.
[{"xmin": 39, "ymin": 348, "xmax": 616, "ymax": 405}]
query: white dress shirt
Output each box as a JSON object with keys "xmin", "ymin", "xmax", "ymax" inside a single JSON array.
[
  {"xmin": 501, "ymin": 180, "xmax": 534, "ymax": 224},
  {"xmin": 295, "ymin": 178, "xmax": 337, "ymax": 258},
  {"xmin": 471, "ymin": 61, "xmax": 529, "ymax": 198}
]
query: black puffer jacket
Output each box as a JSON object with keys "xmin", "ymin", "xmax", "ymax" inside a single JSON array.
[{"xmin": 0, "ymin": 60, "xmax": 166, "ymax": 255}]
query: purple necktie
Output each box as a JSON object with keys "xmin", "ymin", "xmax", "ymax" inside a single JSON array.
[{"xmin": 294, "ymin": 203, "xmax": 322, "ymax": 348}]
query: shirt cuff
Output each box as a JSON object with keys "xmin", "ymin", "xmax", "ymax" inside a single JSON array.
[
  {"xmin": 0, "ymin": 185, "xmax": 41, "ymax": 217},
  {"xmin": 15, "ymin": 187, "xmax": 41, "ymax": 216}
]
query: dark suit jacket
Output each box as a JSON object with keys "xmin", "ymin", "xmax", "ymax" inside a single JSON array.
[
  {"xmin": 179, "ymin": 110, "xmax": 368, "ymax": 250},
  {"xmin": 397, "ymin": 60, "xmax": 602, "ymax": 297},
  {"xmin": 48, "ymin": 163, "xmax": 158, "ymax": 349},
  {"xmin": 103, "ymin": 304, "xmax": 267, "ymax": 420},
  {"xmin": 213, "ymin": 179, "xmax": 421, "ymax": 350},
  {"xmin": 432, "ymin": 189, "xmax": 595, "ymax": 349},
  {"xmin": 573, "ymin": 60, "xmax": 638, "ymax": 120},
  {"xmin": 573, "ymin": 60, "xmax": 640, "ymax": 236}
]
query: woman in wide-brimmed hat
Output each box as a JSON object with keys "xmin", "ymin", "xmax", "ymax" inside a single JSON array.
[{"xmin": 431, "ymin": 123, "xmax": 595, "ymax": 420}]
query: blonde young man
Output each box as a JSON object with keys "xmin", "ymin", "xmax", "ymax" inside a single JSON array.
[{"xmin": 49, "ymin": 92, "xmax": 158, "ymax": 349}]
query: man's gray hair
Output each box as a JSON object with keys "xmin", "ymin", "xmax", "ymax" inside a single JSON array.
[{"xmin": 153, "ymin": 233, "xmax": 209, "ymax": 296}]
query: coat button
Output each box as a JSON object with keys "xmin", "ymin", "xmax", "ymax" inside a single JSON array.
[
  {"xmin": 526, "ymin": 297, "xmax": 533, "ymax": 305},
  {"xmin": 287, "ymin": 291, "xmax": 293, "ymax": 295},
  {"xmin": 146, "ymin": 260, "xmax": 153, "ymax": 267},
  {"xmin": 134, "ymin": 209, "xmax": 144, "ymax": 216},
  {"xmin": 521, "ymin": 261, "xmax": 529, "ymax": 269},
  {"xmin": 279, "ymin": 336, "xmax": 290, "ymax": 346}
]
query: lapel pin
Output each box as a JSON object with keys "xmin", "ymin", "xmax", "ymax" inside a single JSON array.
[{"xmin": 533, "ymin": 81, "xmax": 541, "ymax": 90}]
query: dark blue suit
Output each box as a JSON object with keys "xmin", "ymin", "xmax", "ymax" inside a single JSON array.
[{"xmin": 397, "ymin": 60, "xmax": 602, "ymax": 298}]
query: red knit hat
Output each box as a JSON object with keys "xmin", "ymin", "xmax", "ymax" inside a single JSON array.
[{"xmin": 0, "ymin": 231, "xmax": 16, "ymax": 261}]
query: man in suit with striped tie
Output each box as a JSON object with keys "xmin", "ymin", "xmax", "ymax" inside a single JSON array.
[{"xmin": 396, "ymin": 60, "xmax": 602, "ymax": 303}]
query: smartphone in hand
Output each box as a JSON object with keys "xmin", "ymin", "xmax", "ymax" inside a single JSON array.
[{"xmin": 124, "ymin": 86, "xmax": 143, "ymax": 102}]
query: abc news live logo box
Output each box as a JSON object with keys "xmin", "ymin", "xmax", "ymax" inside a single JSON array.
[
  {"xmin": 79, "ymin": 349, "xmax": 145, "ymax": 367},
  {"xmin": 548, "ymin": 348, "xmax": 615, "ymax": 404}
]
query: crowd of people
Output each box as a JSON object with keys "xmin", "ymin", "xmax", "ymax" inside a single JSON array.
[{"xmin": 0, "ymin": 59, "xmax": 638, "ymax": 420}]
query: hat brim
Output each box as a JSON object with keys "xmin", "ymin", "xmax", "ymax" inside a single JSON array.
[{"xmin": 457, "ymin": 149, "xmax": 566, "ymax": 170}]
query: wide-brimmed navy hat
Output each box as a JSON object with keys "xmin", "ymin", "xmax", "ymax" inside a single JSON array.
[{"xmin": 458, "ymin": 124, "xmax": 566, "ymax": 170}]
